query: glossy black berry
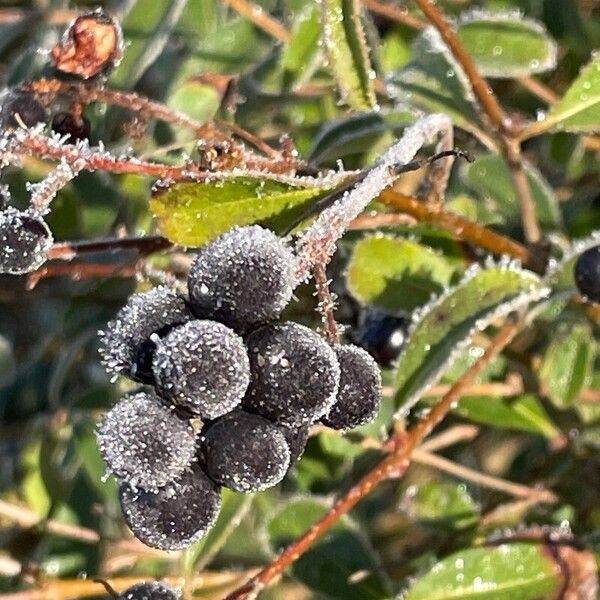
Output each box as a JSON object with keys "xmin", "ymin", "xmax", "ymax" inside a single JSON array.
[
  {"xmin": 351, "ymin": 309, "xmax": 407, "ymax": 366},
  {"xmin": 51, "ymin": 111, "xmax": 91, "ymax": 142},
  {"xmin": 322, "ymin": 344, "xmax": 382, "ymax": 430},
  {"xmin": 98, "ymin": 286, "xmax": 193, "ymax": 383},
  {"xmin": 119, "ymin": 582, "xmax": 180, "ymax": 600},
  {"xmin": 243, "ymin": 322, "xmax": 340, "ymax": 427},
  {"xmin": 119, "ymin": 463, "xmax": 221, "ymax": 551},
  {"xmin": 0, "ymin": 88, "xmax": 47, "ymax": 129},
  {"xmin": 188, "ymin": 226, "xmax": 296, "ymax": 331},
  {"xmin": 0, "ymin": 208, "xmax": 52, "ymax": 275},
  {"xmin": 152, "ymin": 320, "xmax": 250, "ymax": 418},
  {"xmin": 574, "ymin": 245, "xmax": 600, "ymax": 304},
  {"xmin": 201, "ymin": 411, "xmax": 290, "ymax": 492},
  {"xmin": 97, "ymin": 391, "xmax": 197, "ymax": 490}
]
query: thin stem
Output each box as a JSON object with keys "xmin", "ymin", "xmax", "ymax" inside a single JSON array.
[
  {"xmin": 47, "ymin": 235, "xmax": 172, "ymax": 260},
  {"xmin": 224, "ymin": 320, "xmax": 522, "ymax": 599},
  {"xmin": 518, "ymin": 76, "xmax": 559, "ymax": 104},
  {"xmin": 313, "ymin": 262, "xmax": 340, "ymax": 343},
  {"xmin": 222, "ymin": 0, "xmax": 290, "ymax": 42},
  {"xmin": 361, "ymin": 0, "xmax": 426, "ymax": 30},
  {"xmin": 27, "ymin": 261, "xmax": 140, "ymax": 290},
  {"xmin": 412, "ymin": 449, "xmax": 557, "ymax": 503}
]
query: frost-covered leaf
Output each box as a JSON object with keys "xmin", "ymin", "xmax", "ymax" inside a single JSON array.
[
  {"xmin": 149, "ymin": 176, "xmax": 332, "ymax": 246},
  {"xmin": 394, "ymin": 263, "xmax": 548, "ymax": 413},
  {"xmin": 267, "ymin": 497, "xmax": 391, "ymax": 599},
  {"xmin": 321, "ymin": 0, "xmax": 377, "ymax": 110},
  {"xmin": 465, "ymin": 154, "xmax": 561, "ymax": 230},
  {"xmin": 388, "ymin": 28, "xmax": 481, "ymax": 135},
  {"xmin": 522, "ymin": 53, "xmax": 600, "ymax": 138},
  {"xmin": 456, "ymin": 12, "xmax": 557, "ymax": 78},
  {"xmin": 403, "ymin": 543, "xmax": 561, "ymax": 600},
  {"xmin": 539, "ymin": 322, "xmax": 596, "ymax": 409},
  {"xmin": 346, "ymin": 236, "xmax": 455, "ymax": 313},
  {"xmin": 457, "ymin": 394, "xmax": 559, "ymax": 438}
]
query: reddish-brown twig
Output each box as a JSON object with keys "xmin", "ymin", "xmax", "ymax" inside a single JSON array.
[
  {"xmin": 47, "ymin": 235, "xmax": 172, "ymax": 260},
  {"xmin": 225, "ymin": 320, "xmax": 522, "ymax": 599},
  {"xmin": 361, "ymin": 0, "xmax": 426, "ymax": 30},
  {"xmin": 313, "ymin": 262, "xmax": 340, "ymax": 343},
  {"xmin": 222, "ymin": 0, "xmax": 290, "ymax": 42},
  {"xmin": 27, "ymin": 261, "xmax": 140, "ymax": 289}
]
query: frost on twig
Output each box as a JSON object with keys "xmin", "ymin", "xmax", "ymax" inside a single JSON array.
[
  {"xmin": 27, "ymin": 157, "xmax": 84, "ymax": 215},
  {"xmin": 294, "ymin": 113, "xmax": 453, "ymax": 283}
]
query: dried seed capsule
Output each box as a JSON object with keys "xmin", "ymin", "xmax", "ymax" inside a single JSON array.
[
  {"xmin": 152, "ymin": 320, "xmax": 250, "ymax": 419},
  {"xmin": 574, "ymin": 245, "xmax": 600, "ymax": 304},
  {"xmin": 51, "ymin": 111, "xmax": 91, "ymax": 142},
  {"xmin": 50, "ymin": 9, "xmax": 123, "ymax": 80},
  {"xmin": 243, "ymin": 322, "xmax": 340, "ymax": 427},
  {"xmin": 0, "ymin": 88, "xmax": 47, "ymax": 129},
  {"xmin": 98, "ymin": 286, "xmax": 193, "ymax": 383},
  {"xmin": 97, "ymin": 391, "xmax": 197, "ymax": 490},
  {"xmin": 201, "ymin": 411, "xmax": 290, "ymax": 492},
  {"xmin": 119, "ymin": 463, "xmax": 221, "ymax": 551},
  {"xmin": 0, "ymin": 208, "xmax": 52, "ymax": 275},
  {"xmin": 321, "ymin": 344, "xmax": 382, "ymax": 430},
  {"xmin": 119, "ymin": 581, "xmax": 179, "ymax": 600},
  {"xmin": 188, "ymin": 226, "xmax": 296, "ymax": 331}
]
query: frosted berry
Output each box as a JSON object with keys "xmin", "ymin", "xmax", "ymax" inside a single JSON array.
[
  {"xmin": 351, "ymin": 309, "xmax": 406, "ymax": 366},
  {"xmin": 574, "ymin": 246, "xmax": 600, "ymax": 304},
  {"xmin": 97, "ymin": 391, "xmax": 197, "ymax": 490},
  {"xmin": 119, "ymin": 463, "xmax": 221, "ymax": 551},
  {"xmin": 152, "ymin": 320, "xmax": 250, "ymax": 419},
  {"xmin": 188, "ymin": 226, "xmax": 296, "ymax": 331},
  {"xmin": 280, "ymin": 423, "xmax": 310, "ymax": 464},
  {"xmin": 119, "ymin": 582, "xmax": 179, "ymax": 600},
  {"xmin": 0, "ymin": 88, "xmax": 47, "ymax": 129},
  {"xmin": 0, "ymin": 208, "xmax": 52, "ymax": 275},
  {"xmin": 243, "ymin": 322, "xmax": 340, "ymax": 427},
  {"xmin": 201, "ymin": 411, "xmax": 290, "ymax": 492},
  {"xmin": 98, "ymin": 286, "xmax": 193, "ymax": 383},
  {"xmin": 322, "ymin": 344, "xmax": 382, "ymax": 430},
  {"xmin": 51, "ymin": 111, "xmax": 91, "ymax": 142}
]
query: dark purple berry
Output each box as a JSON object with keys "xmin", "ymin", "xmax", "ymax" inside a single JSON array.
[
  {"xmin": 119, "ymin": 581, "xmax": 179, "ymax": 600},
  {"xmin": 243, "ymin": 322, "xmax": 340, "ymax": 427},
  {"xmin": 51, "ymin": 111, "xmax": 91, "ymax": 142},
  {"xmin": 119, "ymin": 463, "xmax": 221, "ymax": 551},
  {"xmin": 279, "ymin": 423, "xmax": 310, "ymax": 464},
  {"xmin": 98, "ymin": 286, "xmax": 193, "ymax": 383},
  {"xmin": 574, "ymin": 245, "xmax": 600, "ymax": 303},
  {"xmin": 188, "ymin": 226, "xmax": 296, "ymax": 331},
  {"xmin": 0, "ymin": 88, "xmax": 47, "ymax": 129},
  {"xmin": 322, "ymin": 344, "xmax": 382, "ymax": 430},
  {"xmin": 201, "ymin": 411, "xmax": 290, "ymax": 492},
  {"xmin": 152, "ymin": 320, "xmax": 250, "ymax": 418},
  {"xmin": 351, "ymin": 309, "xmax": 407, "ymax": 366},
  {"xmin": 0, "ymin": 208, "xmax": 52, "ymax": 275}
]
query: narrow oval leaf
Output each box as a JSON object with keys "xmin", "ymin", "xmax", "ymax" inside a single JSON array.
[
  {"xmin": 346, "ymin": 236, "xmax": 455, "ymax": 313},
  {"xmin": 388, "ymin": 28, "xmax": 482, "ymax": 135},
  {"xmin": 456, "ymin": 12, "xmax": 557, "ymax": 78},
  {"xmin": 539, "ymin": 323, "xmax": 596, "ymax": 409},
  {"xmin": 282, "ymin": 4, "xmax": 321, "ymax": 87},
  {"xmin": 457, "ymin": 394, "xmax": 559, "ymax": 438},
  {"xmin": 465, "ymin": 154, "xmax": 561, "ymax": 230},
  {"xmin": 522, "ymin": 53, "xmax": 600, "ymax": 138},
  {"xmin": 267, "ymin": 498, "xmax": 391, "ymax": 599},
  {"xmin": 321, "ymin": 0, "xmax": 377, "ymax": 110},
  {"xmin": 404, "ymin": 543, "xmax": 561, "ymax": 600},
  {"xmin": 394, "ymin": 262, "xmax": 548, "ymax": 413},
  {"xmin": 149, "ymin": 176, "xmax": 330, "ymax": 246}
]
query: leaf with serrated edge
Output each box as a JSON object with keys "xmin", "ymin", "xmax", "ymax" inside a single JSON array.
[
  {"xmin": 394, "ymin": 260, "xmax": 549, "ymax": 415},
  {"xmin": 321, "ymin": 0, "xmax": 377, "ymax": 110},
  {"xmin": 457, "ymin": 10, "xmax": 557, "ymax": 78}
]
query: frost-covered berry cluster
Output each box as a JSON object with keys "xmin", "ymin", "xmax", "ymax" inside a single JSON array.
[{"xmin": 97, "ymin": 225, "xmax": 382, "ymax": 550}]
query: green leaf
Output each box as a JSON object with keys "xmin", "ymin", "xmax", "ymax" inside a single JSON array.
[
  {"xmin": 110, "ymin": 0, "xmax": 189, "ymax": 89},
  {"xmin": 404, "ymin": 543, "xmax": 561, "ymax": 600},
  {"xmin": 401, "ymin": 481, "xmax": 479, "ymax": 530},
  {"xmin": 539, "ymin": 323, "xmax": 596, "ymax": 409},
  {"xmin": 522, "ymin": 53, "xmax": 600, "ymax": 137},
  {"xmin": 346, "ymin": 236, "xmax": 455, "ymax": 313},
  {"xmin": 457, "ymin": 394, "xmax": 559, "ymax": 438},
  {"xmin": 183, "ymin": 489, "xmax": 253, "ymax": 574},
  {"xmin": 388, "ymin": 29, "xmax": 482, "ymax": 136},
  {"xmin": 456, "ymin": 13, "xmax": 557, "ymax": 78},
  {"xmin": 267, "ymin": 498, "xmax": 391, "ymax": 599},
  {"xmin": 394, "ymin": 263, "xmax": 547, "ymax": 412},
  {"xmin": 282, "ymin": 4, "xmax": 321, "ymax": 87},
  {"xmin": 149, "ymin": 176, "xmax": 330, "ymax": 246},
  {"xmin": 321, "ymin": 0, "xmax": 377, "ymax": 110},
  {"xmin": 465, "ymin": 154, "xmax": 562, "ymax": 230}
]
